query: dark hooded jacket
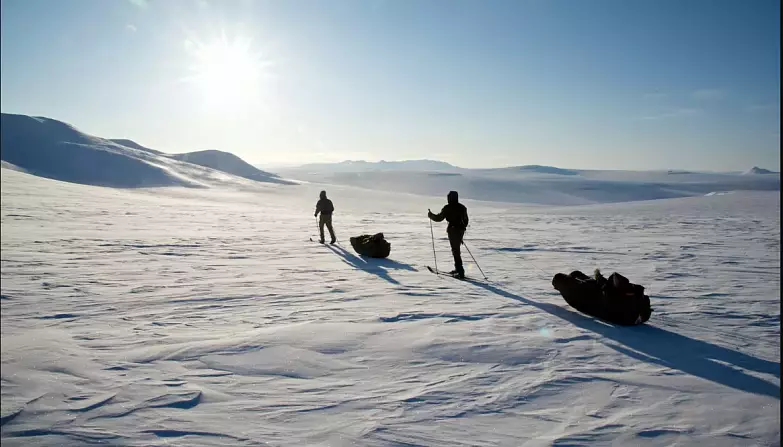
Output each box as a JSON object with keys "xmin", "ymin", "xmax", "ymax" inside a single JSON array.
[
  {"xmin": 429, "ymin": 191, "xmax": 468, "ymax": 233},
  {"xmin": 315, "ymin": 191, "xmax": 334, "ymax": 216}
]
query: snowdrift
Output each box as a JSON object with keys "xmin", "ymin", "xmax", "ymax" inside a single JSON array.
[{"xmin": 0, "ymin": 113, "xmax": 294, "ymax": 188}]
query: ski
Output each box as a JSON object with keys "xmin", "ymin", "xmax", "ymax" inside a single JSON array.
[
  {"xmin": 309, "ymin": 237, "xmax": 339, "ymax": 246},
  {"xmin": 426, "ymin": 265, "xmax": 482, "ymax": 283}
]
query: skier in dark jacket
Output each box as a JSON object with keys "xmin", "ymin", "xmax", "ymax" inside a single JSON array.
[
  {"xmin": 428, "ymin": 191, "xmax": 469, "ymax": 278},
  {"xmin": 314, "ymin": 190, "xmax": 336, "ymax": 244}
]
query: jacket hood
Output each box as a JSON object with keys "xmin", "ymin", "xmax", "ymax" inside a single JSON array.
[
  {"xmin": 319, "ymin": 191, "xmax": 327, "ymax": 200},
  {"xmin": 447, "ymin": 190, "xmax": 459, "ymax": 204}
]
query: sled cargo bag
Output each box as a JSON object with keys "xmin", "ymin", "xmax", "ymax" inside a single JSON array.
[
  {"xmin": 349, "ymin": 233, "xmax": 391, "ymax": 258},
  {"xmin": 552, "ymin": 270, "xmax": 652, "ymax": 325}
]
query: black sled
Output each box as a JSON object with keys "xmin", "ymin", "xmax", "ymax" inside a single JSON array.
[{"xmin": 552, "ymin": 269, "xmax": 652, "ymax": 325}]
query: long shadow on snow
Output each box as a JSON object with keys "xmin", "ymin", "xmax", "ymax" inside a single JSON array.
[
  {"xmin": 474, "ymin": 281, "xmax": 780, "ymax": 400},
  {"xmin": 326, "ymin": 245, "xmax": 417, "ymax": 285}
]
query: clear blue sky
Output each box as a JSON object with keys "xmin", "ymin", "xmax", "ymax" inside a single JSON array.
[{"xmin": 1, "ymin": 0, "xmax": 779, "ymax": 171}]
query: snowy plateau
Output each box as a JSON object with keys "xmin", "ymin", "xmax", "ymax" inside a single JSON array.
[{"xmin": 1, "ymin": 114, "xmax": 780, "ymax": 447}]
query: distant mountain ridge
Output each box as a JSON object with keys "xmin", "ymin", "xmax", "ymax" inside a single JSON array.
[
  {"xmin": 2, "ymin": 112, "xmax": 777, "ymax": 206},
  {"xmin": 281, "ymin": 160, "xmax": 777, "ymax": 177},
  {"xmin": 744, "ymin": 166, "xmax": 777, "ymax": 175},
  {"xmin": 289, "ymin": 159, "xmax": 460, "ymax": 173},
  {"xmin": 275, "ymin": 158, "xmax": 779, "ymax": 206},
  {"xmin": 504, "ymin": 165, "xmax": 579, "ymax": 176}
]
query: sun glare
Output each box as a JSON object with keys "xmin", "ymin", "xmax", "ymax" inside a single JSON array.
[{"xmin": 184, "ymin": 34, "xmax": 272, "ymax": 112}]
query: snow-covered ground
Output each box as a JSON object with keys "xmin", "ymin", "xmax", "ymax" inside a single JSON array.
[{"xmin": 1, "ymin": 167, "xmax": 779, "ymax": 446}]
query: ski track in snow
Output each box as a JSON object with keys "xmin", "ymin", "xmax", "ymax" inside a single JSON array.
[{"xmin": 1, "ymin": 168, "xmax": 780, "ymax": 446}]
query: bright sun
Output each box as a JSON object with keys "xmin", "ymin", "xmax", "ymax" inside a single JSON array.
[{"xmin": 184, "ymin": 34, "xmax": 272, "ymax": 112}]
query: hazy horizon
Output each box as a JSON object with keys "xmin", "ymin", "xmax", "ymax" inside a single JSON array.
[
  {"xmin": 1, "ymin": 110, "xmax": 779, "ymax": 174},
  {"xmin": 1, "ymin": 0, "xmax": 779, "ymax": 171},
  {"xmin": 256, "ymin": 159, "xmax": 775, "ymax": 173}
]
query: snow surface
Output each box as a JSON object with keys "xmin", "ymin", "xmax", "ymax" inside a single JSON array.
[{"xmin": 1, "ymin": 166, "xmax": 780, "ymax": 446}]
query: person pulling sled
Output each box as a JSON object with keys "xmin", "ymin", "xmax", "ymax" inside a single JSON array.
[
  {"xmin": 428, "ymin": 190, "xmax": 469, "ymax": 279},
  {"xmin": 314, "ymin": 190, "xmax": 337, "ymax": 244}
]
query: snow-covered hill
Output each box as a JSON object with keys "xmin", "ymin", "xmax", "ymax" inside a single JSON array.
[
  {"xmin": 0, "ymin": 113, "xmax": 293, "ymax": 188},
  {"xmin": 170, "ymin": 150, "xmax": 292, "ymax": 185},
  {"xmin": 110, "ymin": 139, "xmax": 163, "ymax": 155},
  {"xmin": 1, "ymin": 167, "xmax": 779, "ymax": 446}
]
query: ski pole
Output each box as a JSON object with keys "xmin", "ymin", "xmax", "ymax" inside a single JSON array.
[
  {"xmin": 429, "ymin": 213, "xmax": 438, "ymax": 274},
  {"xmin": 462, "ymin": 239, "xmax": 487, "ymax": 280}
]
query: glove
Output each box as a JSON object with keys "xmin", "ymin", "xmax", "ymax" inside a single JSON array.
[{"xmin": 314, "ymin": 212, "xmax": 318, "ymax": 217}]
